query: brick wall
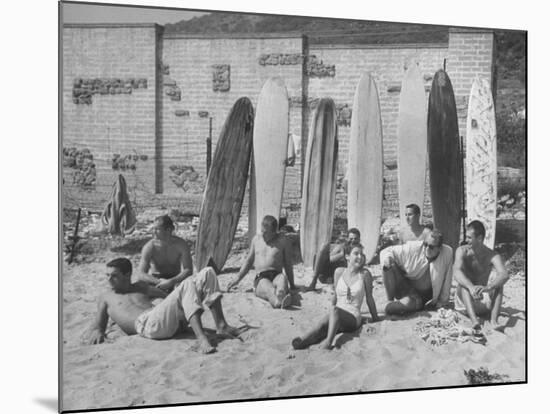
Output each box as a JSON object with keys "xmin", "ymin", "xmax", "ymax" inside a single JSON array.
[
  {"xmin": 62, "ymin": 24, "xmax": 160, "ymax": 210},
  {"xmin": 160, "ymin": 33, "xmax": 304, "ymax": 220},
  {"xmin": 307, "ymin": 43, "xmax": 448, "ymax": 224},
  {"xmin": 62, "ymin": 26, "xmax": 495, "ymax": 229}
]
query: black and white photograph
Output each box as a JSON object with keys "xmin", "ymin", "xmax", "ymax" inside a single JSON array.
[{"xmin": 57, "ymin": 0, "xmax": 527, "ymax": 412}]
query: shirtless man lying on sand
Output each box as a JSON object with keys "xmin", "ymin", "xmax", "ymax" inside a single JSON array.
[
  {"xmin": 227, "ymin": 215, "xmax": 295, "ymax": 309},
  {"xmin": 380, "ymin": 229, "xmax": 453, "ymax": 315},
  {"xmin": 454, "ymin": 220, "xmax": 509, "ymax": 330},
  {"xmin": 137, "ymin": 215, "xmax": 193, "ymax": 292},
  {"xmin": 82, "ymin": 258, "xmax": 241, "ymax": 353}
]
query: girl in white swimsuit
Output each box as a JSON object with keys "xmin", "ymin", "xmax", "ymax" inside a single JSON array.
[{"xmin": 292, "ymin": 242, "xmax": 379, "ymax": 350}]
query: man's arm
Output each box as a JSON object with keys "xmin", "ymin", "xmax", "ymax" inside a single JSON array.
[
  {"xmin": 436, "ymin": 246, "xmax": 454, "ymax": 306},
  {"xmin": 332, "ymin": 267, "xmax": 345, "ymax": 306},
  {"xmin": 137, "ymin": 242, "xmax": 161, "ymax": 285},
  {"xmin": 485, "ymin": 254, "xmax": 509, "ymax": 291},
  {"xmin": 453, "ymin": 247, "xmax": 484, "ymax": 299},
  {"xmin": 363, "ymin": 270, "xmax": 379, "ymax": 321},
  {"xmin": 82, "ymin": 295, "xmax": 109, "ymax": 345},
  {"xmin": 227, "ymin": 241, "xmax": 255, "ymax": 291},
  {"xmin": 283, "ymin": 237, "xmax": 296, "ymax": 289},
  {"xmin": 156, "ymin": 240, "xmax": 193, "ymax": 290},
  {"xmin": 134, "ymin": 281, "xmax": 169, "ymax": 299},
  {"xmin": 329, "ymin": 244, "xmax": 344, "ymax": 263}
]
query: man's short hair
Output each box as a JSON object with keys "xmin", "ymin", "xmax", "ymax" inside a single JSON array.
[
  {"xmin": 262, "ymin": 215, "xmax": 278, "ymax": 231},
  {"xmin": 344, "ymin": 241, "xmax": 364, "ymax": 255},
  {"xmin": 467, "ymin": 220, "xmax": 486, "ymax": 239},
  {"xmin": 348, "ymin": 228, "xmax": 361, "ymax": 239},
  {"xmin": 405, "ymin": 204, "xmax": 421, "ymax": 215},
  {"xmin": 428, "ymin": 229, "xmax": 444, "ymax": 247},
  {"xmin": 106, "ymin": 257, "xmax": 132, "ymax": 276},
  {"xmin": 155, "ymin": 215, "xmax": 175, "ymax": 231}
]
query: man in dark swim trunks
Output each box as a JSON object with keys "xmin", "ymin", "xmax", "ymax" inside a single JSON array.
[
  {"xmin": 227, "ymin": 215, "xmax": 295, "ymax": 309},
  {"xmin": 380, "ymin": 229, "xmax": 453, "ymax": 315}
]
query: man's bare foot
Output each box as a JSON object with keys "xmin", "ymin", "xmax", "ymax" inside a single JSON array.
[
  {"xmin": 198, "ymin": 337, "xmax": 216, "ymax": 354},
  {"xmin": 487, "ymin": 320, "xmax": 505, "ymax": 333},
  {"xmin": 319, "ymin": 340, "xmax": 333, "ymax": 350},
  {"xmin": 306, "ymin": 281, "xmax": 317, "ymax": 292}
]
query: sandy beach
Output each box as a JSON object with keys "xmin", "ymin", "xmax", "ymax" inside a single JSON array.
[{"xmin": 61, "ymin": 215, "xmax": 525, "ymax": 412}]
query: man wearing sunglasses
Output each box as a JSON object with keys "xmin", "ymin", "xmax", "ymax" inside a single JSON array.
[{"xmin": 380, "ymin": 229, "xmax": 453, "ymax": 315}]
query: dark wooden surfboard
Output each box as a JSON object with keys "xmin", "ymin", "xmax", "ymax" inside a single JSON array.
[
  {"xmin": 300, "ymin": 98, "xmax": 338, "ymax": 267},
  {"xmin": 196, "ymin": 97, "xmax": 254, "ymax": 271},
  {"xmin": 427, "ymin": 69, "xmax": 461, "ymax": 249}
]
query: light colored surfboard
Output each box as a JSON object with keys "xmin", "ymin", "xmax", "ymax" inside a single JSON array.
[
  {"xmin": 427, "ymin": 70, "xmax": 461, "ymax": 250},
  {"xmin": 250, "ymin": 77, "xmax": 289, "ymax": 238},
  {"xmin": 248, "ymin": 152, "xmax": 257, "ymax": 242},
  {"xmin": 347, "ymin": 74, "xmax": 383, "ymax": 263},
  {"xmin": 397, "ymin": 63, "xmax": 427, "ymax": 227},
  {"xmin": 466, "ymin": 77, "xmax": 497, "ymax": 248},
  {"xmin": 196, "ymin": 97, "xmax": 254, "ymax": 271},
  {"xmin": 300, "ymin": 98, "xmax": 338, "ymax": 267}
]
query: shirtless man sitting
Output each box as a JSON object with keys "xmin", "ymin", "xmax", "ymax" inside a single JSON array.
[
  {"xmin": 137, "ymin": 215, "xmax": 193, "ymax": 292},
  {"xmin": 380, "ymin": 229, "xmax": 453, "ymax": 315},
  {"xmin": 306, "ymin": 228, "xmax": 361, "ymax": 291},
  {"xmin": 398, "ymin": 204, "xmax": 431, "ymax": 244},
  {"xmin": 453, "ymin": 220, "xmax": 509, "ymax": 330},
  {"xmin": 82, "ymin": 258, "xmax": 240, "ymax": 353},
  {"xmin": 227, "ymin": 215, "xmax": 295, "ymax": 309}
]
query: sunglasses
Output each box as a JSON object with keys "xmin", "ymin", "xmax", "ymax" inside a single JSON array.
[{"xmin": 423, "ymin": 242, "xmax": 439, "ymax": 250}]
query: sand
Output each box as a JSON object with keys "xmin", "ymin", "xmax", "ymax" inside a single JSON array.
[{"xmin": 62, "ymin": 231, "xmax": 525, "ymax": 412}]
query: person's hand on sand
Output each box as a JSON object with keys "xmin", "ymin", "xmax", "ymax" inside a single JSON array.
[
  {"xmin": 155, "ymin": 278, "xmax": 174, "ymax": 291},
  {"xmin": 82, "ymin": 328, "xmax": 105, "ymax": 345}
]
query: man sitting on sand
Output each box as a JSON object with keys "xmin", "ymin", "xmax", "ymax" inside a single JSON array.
[
  {"xmin": 398, "ymin": 204, "xmax": 432, "ymax": 244},
  {"xmin": 227, "ymin": 215, "xmax": 295, "ymax": 309},
  {"xmin": 82, "ymin": 258, "xmax": 240, "ymax": 354},
  {"xmin": 307, "ymin": 228, "xmax": 361, "ymax": 291},
  {"xmin": 137, "ymin": 215, "xmax": 193, "ymax": 292},
  {"xmin": 380, "ymin": 229, "xmax": 453, "ymax": 315},
  {"xmin": 453, "ymin": 220, "xmax": 509, "ymax": 330}
]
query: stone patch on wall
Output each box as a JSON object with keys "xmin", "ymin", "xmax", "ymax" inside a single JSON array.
[
  {"xmin": 175, "ymin": 110, "xmax": 190, "ymax": 117},
  {"xmin": 72, "ymin": 78, "xmax": 147, "ymax": 105},
  {"xmin": 112, "ymin": 153, "xmax": 148, "ymax": 171},
  {"xmin": 164, "ymin": 75, "xmax": 181, "ymax": 101},
  {"xmin": 258, "ymin": 53, "xmax": 335, "ymax": 77},
  {"xmin": 169, "ymin": 165, "xmax": 204, "ymax": 193},
  {"xmin": 258, "ymin": 53, "xmax": 304, "ymax": 66},
  {"xmin": 63, "ymin": 147, "xmax": 97, "ymax": 190},
  {"xmin": 336, "ymin": 104, "xmax": 352, "ymax": 127},
  {"xmin": 212, "ymin": 64, "xmax": 230, "ymax": 92},
  {"xmin": 198, "ymin": 111, "xmax": 209, "ymax": 118},
  {"xmin": 305, "ymin": 55, "xmax": 335, "ymax": 78}
]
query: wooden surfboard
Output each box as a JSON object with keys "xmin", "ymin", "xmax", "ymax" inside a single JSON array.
[
  {"xmin": 248, "ymin": 152, "xmax": 257, "ymax": 242},
  {"xmin": 250, "ymin": 77, "xmax": 289, "ymax": 239},
  {"xmin": 466, "ymin": 77, "xmax": 497, "ymax": 248},
  {"xmin": 196, "ymin": 97, "xmax": 254, "ymax": 271},
  {"xmin": 347, "ymin": 73, "xmax": 383, "ymax": 263},
  {"xmin": 300, "ymin": 98, "xmax": 338, "ymax": 267},
  {"xmin": 427, "ymin": 69, "xmax": 461, "ymax": 250},
  {"xmin": 398, "ymin": 63, "xmax": 428, "ymax": 227}
]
